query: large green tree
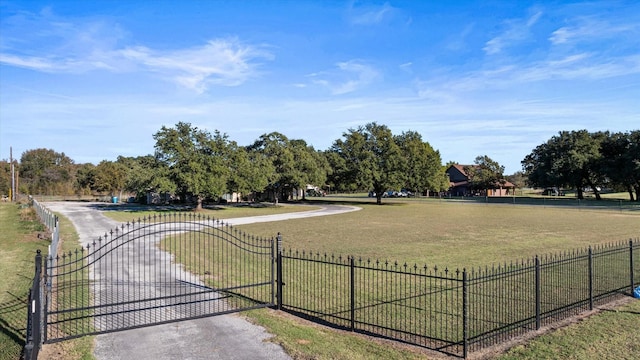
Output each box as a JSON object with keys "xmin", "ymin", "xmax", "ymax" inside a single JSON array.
[
  {"xmin": 506, "ymin": 171, "xmax": 526, "ymax": 190},
  {"xmin": 522, "ymin": 130, "xmax": 605, "ymax": 200},
  {"xmin": 290, "ymin": 139, "xmax": 329, "ymax": 200},
  {"xmin": 154, "ymin": 122, "xmax": 230, "ymax": 210},
  {"xmin": 395, "ymin": 131, "xmax": 448, "ymax": 196},
  {"xmin": 74, "ymin": 163, "xmax": 95, "ymax": 195},
  {"xmin": 92, "ymin": 160, "xmax": 128, "ymax": 198},
  {"xmin": 324, "ymin": 150, "xmax": 356, "ymax": 193},
  {"xmin": 227, "ymin": 143, "xmax": 274, "ymax": 201},
  {"xmin": 0, "ymin": 160, "xmax": 11, "ymax": 197},
  {"xmin": 465, "ymin": 155, "xmax": 506, "ymax": 194},
  {"xmin": 20, "ymin": 148, "xmax": 75, "ymax": 195},
  {"xmin": 247, "ymin": 132, "xmax": 296, "ymax": 203},
  {"xmin": 118, "ymin": 155, "xmax": 175, "ymax": 202},
  {"xmin": 599, "ymin": 130, "xmax": 640, "ymax": 201},
  {"xmin": 330, "ymin": 122, "xmax": 405, "ymax": 204}
]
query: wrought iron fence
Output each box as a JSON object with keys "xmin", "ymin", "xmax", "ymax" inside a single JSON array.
[
  {"xmin": 278, "ymin": 238, "xmax": 639, "ymax": 358},
  {"xmin": 24, "ymin": 250, "xmax": 43, "ymax": 360},
  {"xmin": 43, "ymin": 213, "xmax": 276, "ymax": 343},
  {"xmin": 24, "ymin": 201, "xmax": 638, "ymax": 359}
]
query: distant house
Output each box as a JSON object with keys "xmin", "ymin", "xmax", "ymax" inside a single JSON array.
[{"xmin": 445, "ymin": 164, "xmax": 515, "ymax": 197}]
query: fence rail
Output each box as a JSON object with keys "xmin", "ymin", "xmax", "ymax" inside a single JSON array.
[
  {"xmin": 278, "ymin": 239, "xmax": 639, "ymax": 358},
  {"xmin": 31, "ymin": 197, "xmax": 60, "ymax": 263},
  {"xmin": 24, "ymin": 201, "xmax": 638, "ymax": 359}
]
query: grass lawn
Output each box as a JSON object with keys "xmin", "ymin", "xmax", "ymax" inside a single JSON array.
[
  {"xmin": 233, "ymin": 197, "xmax": 640, "ymax": 270},
  {"xmin": 232, "ymin": 198, "xmax": 639, "ymax": 359},
  {"xmin": 52, "ymin": 197, "xmax": 640, "ymax": 359},
  {"xmin": 0, "ymin": 202, "xmax": 93, "ymax": 360},
  {"xmin": 498, "ymin": 299, "xmax": 640, "ymax": 360},
  {"xmin": 101, "ymin": 202, "xmax": 320, "ymax": 223},
  {"xmin": 0, "ymin": 202, "xmax": 49, "ymax": 360}
]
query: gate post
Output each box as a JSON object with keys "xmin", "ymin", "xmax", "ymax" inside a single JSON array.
[
  {"xmin": 462, "ymin": 269, "xmax": 468, "ymax": 359},
  {"xmin": 630, "ymin": 239, "xmax": 635, "ymax": 296},
  {"xmin": 588, "ymin": 247, "xmax": 594, "ymax": 310},
  {"xmin": 350, "ymin": 257, "xmax": 355, "ymax": 331},
  {"xmin": 276, "ymin": 233, "xmax": 283, "ymax": 310},
  {"xmin": 535, "ymin": 256, "xmax": 541, "ymax": 330},
  {"xmin": 25, "ymin": 250, "xmax": 43, "ymax": 360}
]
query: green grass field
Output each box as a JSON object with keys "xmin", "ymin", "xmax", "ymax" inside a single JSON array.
[
  {"xmin": 102, "ymin": 196, "xmax": 639, "ymax": 359},
  {"xmin": 6, "ymin": 196, "xmax": 637, "ymax": 359},
  {"xmin": 100, "ymin": 202, "xmax": 320, "ymax": 223},
  {"xmin": 0, "ymin": 202, "xmax": 93, "ymax": 360},
  {"xmin": 234, "ymin": 197, "xmax": 640, "ymax": 269},
  {"xmin": 0, "ymin": 203, "xmax": 48, "ymax": 360}
]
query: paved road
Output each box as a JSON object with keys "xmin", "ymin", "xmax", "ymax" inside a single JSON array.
[{"xmin": 43, "ymin": 202, "xmax": 359, "ymax": 360}]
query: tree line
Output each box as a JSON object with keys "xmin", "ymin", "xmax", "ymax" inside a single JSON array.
[
  {"xmin": 522, "ymin": 129, "xmax": 640, "ymax": 201},
  {"xmin": 2, "ymin": 124, "xmax": 638, "ymax": 205},
  {"xmin": 0, "ymin": 122, "xmax": 450, "ymax": 207}
]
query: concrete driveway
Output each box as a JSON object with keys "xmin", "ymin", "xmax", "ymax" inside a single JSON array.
[{"xmin": 43, "ymin": 202, "xmax": 359, "ymax": 360}]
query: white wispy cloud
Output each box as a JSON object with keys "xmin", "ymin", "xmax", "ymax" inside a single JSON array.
[
  {"xmin": 433, "ymin": 52, "xmax": 640, "ymax": 94},
  {"xmin": 0, "ymin": 9, "xmax": 272, "ymax": 92},
  {"xmin": 309, "ymin": 60, "xmax": 379, "ymax": 95},
  {"xmin": 549, "ymin": 17, "xmax": 639, "ymax": 45},
  {"xmin": 348, "ymin": 2, "xmax": 394, "ymax": 25},
  {"xmin": 119, "ymin": 39, "xmax": 273, "ymax": 93},
  {"xmin": 446, "ymin": 23, "xmax": 475, "ymax": 52},
  {"xmin": 484, "ymin": 9, "xmax": 543, "ymax": 55}
]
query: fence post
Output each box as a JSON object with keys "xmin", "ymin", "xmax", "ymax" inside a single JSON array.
[
  {"xmin": 25, "ymin": 250, "xmax": 43, "ymax": 360},
  {"xmin": 271, "ymin": 236, "xmax": 276, "ymax": 306},
  {"xmin": 588, "ymin": 247, "xmax": 593, "ymax": 310},
  {"xmin": 462, "ymin": 269, "xmax": 468, "ymax": 359},
  {"xmin": 276, "ymin": 233, "xmax": 283, "ymax": 310},
  {"xmin": 34, "ymin": 250, "xmax": 42, "ymax": 348},
  {"xmin": 24, "ymin": 289, "xmax": 34, "ymax": 360},
  {"xmin": 631, "ymin": 239, "xmax": 635, "ymax": 295},
  {"xmin": 43, "ymin": 254, "xmax": 49, "ymax": 343},
  {"xmin": 535, "ymin": 256, "xmax": 541, "ymax": 330},
  {"xmin": 350, "ymin": 256, "xmax": 355, "ymax": 332}
]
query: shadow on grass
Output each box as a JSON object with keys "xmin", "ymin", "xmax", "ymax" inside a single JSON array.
[
  {"xmin": 601, "ymin": 308, "xmax": 640, "ymax": 316},
  {"xmin": 0, "ymin": 291, "xmax": 28, "ymax": 349},
  {"xmin": 87, "ymin": 200, "xmax": 357, "ymax": 213},
  {"xmin": 301, "ymin": 198, "xmax": 408, "ymax": 207}
]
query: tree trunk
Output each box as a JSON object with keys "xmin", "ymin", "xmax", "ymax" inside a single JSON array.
[
  {"xmin": 589, "ymin": 184, "xmax": 602, "ymax": 200},
  {"xmin": 196, "ymin": 197, "xmax": 203, "ymax": 211},
  {"xmin": 627, "ymin": 186, "xmax": 635, "ymax": 202},
  {"xmin": 576, "ymin": 188, "xmax": 584, "ymax": 200},
  {"xmin": 376, "ymin": 194, "xmax": 382, "ymax": 205}
]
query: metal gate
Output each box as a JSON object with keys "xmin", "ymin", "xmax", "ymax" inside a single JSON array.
[{"xmin": 43, "ymin": 213, "xmax": 276, "ymax": 343}]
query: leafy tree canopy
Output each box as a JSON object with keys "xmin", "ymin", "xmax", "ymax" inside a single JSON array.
[
  {"xmin": 153, "ymin": 122, "xmax": 231, "ymax": 210},
  {"xmin": 330, "ymin": 122, "xmax": 405, "ymax": 204}
]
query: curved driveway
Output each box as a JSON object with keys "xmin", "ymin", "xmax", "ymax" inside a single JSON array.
[{"xmin": 43, "ymin": 201, "xmax": 359, "ymax": 360}]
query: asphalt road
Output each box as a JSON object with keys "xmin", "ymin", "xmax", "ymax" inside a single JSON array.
[{"xmin": 43, "ymin": 201, "xmax": 359, "ymax": 360}]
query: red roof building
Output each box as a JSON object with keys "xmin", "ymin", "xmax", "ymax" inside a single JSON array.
[{"xmin": 445, "ymin": 164, "xmax": 515, "ymax": 196}]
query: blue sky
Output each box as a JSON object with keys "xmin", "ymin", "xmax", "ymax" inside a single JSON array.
[{"xmin": 1, "ymin": 1, "xmax": 638, "ymax": 174}]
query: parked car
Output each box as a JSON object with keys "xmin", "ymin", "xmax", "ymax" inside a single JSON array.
[{"xmin": 542, "ymin": 187, "xmax": 564, "ymax": 196}]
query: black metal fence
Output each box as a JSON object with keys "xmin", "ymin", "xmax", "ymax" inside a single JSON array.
[
  {"xmin": 43, "ymin": 213, "xmax": 276, "ymax": 343},
  {"xmin": 23, "ymin": 204, "xmax": 638, "ymax": 359},
  {"xmin": 24, "ymin": 250, "xmax": 43, "ymax": 360},
  {"xmin": 277, "ymin": 239, "xmax": 639, "ymax": 358}
]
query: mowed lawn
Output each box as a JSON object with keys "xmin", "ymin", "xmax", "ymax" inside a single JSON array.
[
  {"xmin": 0, "ymin": 203, "xmax": 93, "ymax": 360},
  {"xmin": 232, "ymin": 199, "xmax": 640, "ymax": 270},
  {"xmin": 47, "ymin": 198, "xmax": 640, "ymax": 359},
  {"xmin": 231, "ymin": 198, "xmax": 640, "ymax": 359},
  {"xmin": 0, "ymin": 203, "xmax": 48, "ymax": 360}
]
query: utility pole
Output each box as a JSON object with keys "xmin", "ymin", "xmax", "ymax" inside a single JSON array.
[{"xmin": 10, "ymin": 147, "xmax": 16, "ymax": 202}]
